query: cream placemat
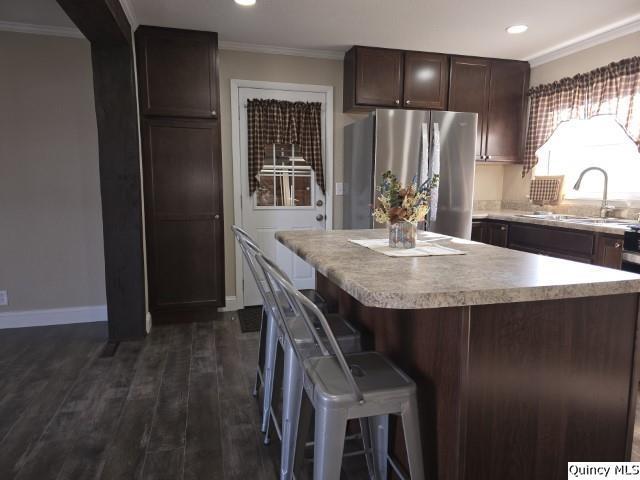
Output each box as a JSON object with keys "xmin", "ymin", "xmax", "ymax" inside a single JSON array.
[{"xmin": 348, "ymin": 234, "xmax": 466, "ymax": 257}]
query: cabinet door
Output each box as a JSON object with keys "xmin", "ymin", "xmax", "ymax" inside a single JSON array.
[
  {"xmin": 136, "ymin": 27, "xmax": 219, "ymax": 119},
  {"xmin": 485, "ymin": 61, "xmax": 530, "ymax": 163},
  {"xmin": 448, "ymin": 57, "xmax": 490, "ymax": 160},
  {"xmin": 142, "ymin": 118, "xmax": 225, "ymax": 311},
  {"xmin": 595, "ymin": 235, "xmax": 623, "ymax": 269},
  {"xmin": 355, "ymin": 47, "xmax": 403, "ymax": 107},
  {"xmin": 471, "ymin": 222, "xmax": 489, "ymax": 243},
  {"xmin": 487, "ymin": 222, "xmax": 509, "ymax": 247},
  {"xmin": 403, "ymin": 52, "xmax": 449, "ymax": 110}
]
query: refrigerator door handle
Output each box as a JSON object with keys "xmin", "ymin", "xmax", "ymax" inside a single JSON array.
[
  {"xmin": 429, "ymin": 122, "xmax": 441, "ymax": 222},
  {"xmin": 419, "ymin": 122, "xmax": 430, "ymax": 186}
]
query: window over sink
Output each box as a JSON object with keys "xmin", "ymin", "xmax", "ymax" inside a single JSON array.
[{"xmin": 534, "ymin": 115, "xmax": 640, "ymax": 203}]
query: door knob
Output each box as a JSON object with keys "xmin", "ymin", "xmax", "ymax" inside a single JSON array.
[
  {"xmin": 395, "ymin": 99, "xmax": 400, "ymax": 105},
  {"xmin": 316, "ymin": 199, "xmax": 323, "ymax": 207},
  {"xmin": 316, "ymin": 214, "xmax": 324, "ymax": 221}
]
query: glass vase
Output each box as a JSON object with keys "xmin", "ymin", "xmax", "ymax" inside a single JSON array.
[{"xmin": 388, "ymin": 221, "xmax": 417, "ymax": 249}]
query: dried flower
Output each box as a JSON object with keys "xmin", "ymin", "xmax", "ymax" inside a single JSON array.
[{"xmin": 372, "ymin": 171, "xmax": 436, "ymax": 225}]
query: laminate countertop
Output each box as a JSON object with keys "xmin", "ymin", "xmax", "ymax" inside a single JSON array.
[
  {"xmin": 276, "ymin": 229, "xmax": 640, "ymax": 309},
  {"xmin": 473, "ymin": 210, "xmax": 637, "ymax": 235}
]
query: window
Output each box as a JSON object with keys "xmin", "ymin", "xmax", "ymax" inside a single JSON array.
[
  {"xmin": 534, "ymin": 115, "xmax": 640, "ymax": 202},
  {"xmin": 254, "ymin": 144, "xmax": 314, "ymax": 208}
]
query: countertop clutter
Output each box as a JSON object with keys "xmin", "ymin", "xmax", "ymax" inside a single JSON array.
[{"xmin": 275, "ymin": 229, "xmax": 640, "ymax": 310}]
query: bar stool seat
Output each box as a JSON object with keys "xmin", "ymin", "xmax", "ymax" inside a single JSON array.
[{"xmin": 304, "ymin": 351, "xmax": 414, "ymax": 407}]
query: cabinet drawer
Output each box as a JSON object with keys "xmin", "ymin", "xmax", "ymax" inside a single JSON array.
[{"xmin": 508, "ymin": 223, "xmax": 594, "ymax": 258}]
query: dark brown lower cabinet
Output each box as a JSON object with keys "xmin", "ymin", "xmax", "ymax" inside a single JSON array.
[
  {"xmin": 471, "ymin": 221, "xmax": 508, "ymax": 247},
  {"xmin": 596, "ymin": 234, "xmax": 624, "ymax": 269},
  {"xmin": 142, "ymin": 118, "xmax": 224, "ymax": 318},
  {"xmin": 473, "ymin": 219, "xmax": 625, "ymax": 269}
]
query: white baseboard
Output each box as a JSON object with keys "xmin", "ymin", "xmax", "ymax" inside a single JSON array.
[
  {"xmin": 0, "ymin": 305, "xmax": 108, "ymax": 329},
  {"xmin": 218, "ymin": 296, "xmax": 241, "ymax": 312}
]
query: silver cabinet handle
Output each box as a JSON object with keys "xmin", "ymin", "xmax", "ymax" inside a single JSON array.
[
  {"xmin": 214, "ymin": 214, "xmax": 220, "ymax": 219},
  {"xmin": 395, "ymin": 99, "xmax": 400, "ymax": 105},
  {"xmin": 211, "ymin": 110, "xmax": 217, "ymax": 117},
  {"xmin": 406, "ymin": 100, "xmax": 411, "ymax": 104},
  {"xmin": 615, "ymin": 242, "xmax": 622, "ymax": 249}
]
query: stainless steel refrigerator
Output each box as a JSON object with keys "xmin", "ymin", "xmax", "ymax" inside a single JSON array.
[{"xmin": 343, "ymin": 109, "xmax": 478, "ymax": 239}]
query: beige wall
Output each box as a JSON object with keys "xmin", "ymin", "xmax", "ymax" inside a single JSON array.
[
  {"xmin": 473, "ymin": 164, "xmax": 504, "ymax": 203},
  {"xmin": 501, "ymin": 31, "xmax": 640, "ymax": 204},
  {"xmin": 218, "ymin": 49, "xmax": 365, "ymax": 298},
  {"xmin": 530, "ymin": 32, "xmax": 640, "ymax": 87},
  {"xmin": 0, "ymin": 31, "xmax": 105, "ymax": 312}
]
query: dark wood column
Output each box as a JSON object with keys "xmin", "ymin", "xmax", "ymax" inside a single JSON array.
[{"xmin": 56, "ymin": 0, "xmax": 146, "ymax": 340}]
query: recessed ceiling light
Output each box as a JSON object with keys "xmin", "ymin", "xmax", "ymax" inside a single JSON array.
[
  {"xmin": 234, "ymin": 0, "xmax": 256, "ymax": 5},
  {"xmin": 506, "ymin": 24, "xmax": 528, "ymax": 34}
]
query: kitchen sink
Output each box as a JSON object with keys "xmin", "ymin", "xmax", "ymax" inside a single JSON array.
[
  {"xmin": 515, "ymin": 214, "xmax": 587, "ymax": 221},
  {"xmin": 562, "ymin": 218, "xmax": 636, "ymax": 225},
  {"xmin": 514, "ymin": 214, "xmax": 636, "ymax": 227}
]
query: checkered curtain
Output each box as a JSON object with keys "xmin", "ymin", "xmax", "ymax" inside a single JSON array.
[
  {"xmin": 247, "ymin": 99, "xmax": 324, "ymax": 195},
  {"xmin": 523, "ymin": 56, "xmax": 640, "ymax": 176}
]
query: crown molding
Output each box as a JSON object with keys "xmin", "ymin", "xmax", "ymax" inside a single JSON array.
[
  {"xmin": 219, "ymin": 40, "xmax": 344, "ymax": 60},
  {"xmin": 0, "ymin": 20, "xmax": 83, "ymax": 39},
  {"xmin": 119, "ymin": 0, "xmax": 139, "ymax": 29},
  {"xmin": 525, "ymin": 14, "xmax": 640, "ymax": 67}
]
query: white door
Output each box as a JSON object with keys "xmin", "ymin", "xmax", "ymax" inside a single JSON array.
[{"xmin": 238, "ymin": 86, "xmax": 328, "ymax": 306}]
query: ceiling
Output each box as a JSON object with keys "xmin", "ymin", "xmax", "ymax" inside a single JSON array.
[{"xmin": 2, "ymin": 0, "xmax": 639, "ymax": 61}]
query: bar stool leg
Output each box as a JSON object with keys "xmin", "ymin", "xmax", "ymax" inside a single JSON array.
[
  {"xmin": 253, "ymin": 306, "xmax": 268, "ymax": 397},
  {"xmin": 280, "ymin": 339, "xmax": 303, "ymax": 480},
  {"xmin": 369, "ymin": 414, "xmax": 389, "ymax": 480},
  {"xmin": 401, "ymin": 395, "xmax": 425, "ymax": 480},
  {"xmin": 261, "ymin": 310, "xmax": 279, "ymax": 439},
  {"xmin": 359, "ymin": 418, "xmax": 376, "ymax": 479},
  {"xmin": 313, "ymin": 407, "xmax": 347, "ymax": 480}
]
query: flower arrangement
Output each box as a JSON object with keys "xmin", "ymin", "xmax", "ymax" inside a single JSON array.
[{"xmin": 372, "ymin": 171, "xmax": 437, "ymax": 225}]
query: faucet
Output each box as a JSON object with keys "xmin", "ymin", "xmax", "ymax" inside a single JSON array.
[{"xmin": 573, "ymin": 167, "xmax": 615, "ymax": 218}]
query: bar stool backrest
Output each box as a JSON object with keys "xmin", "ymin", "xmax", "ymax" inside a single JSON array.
[
  {"xmin": 232, "ymin": 226, "xmax": 326, "ymax": 355},
  {"xmin": 256, "ymin": 253, "xmax": 365, "ymax": 404},
  {"xmin": 231, "ymin": 225, "xmax": 272, "ymax": 303}
]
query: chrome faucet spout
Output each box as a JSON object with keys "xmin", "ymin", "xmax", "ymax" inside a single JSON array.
[{"xmin": 573, "ymin": 167, "xmax": 613, "ymax": 218}]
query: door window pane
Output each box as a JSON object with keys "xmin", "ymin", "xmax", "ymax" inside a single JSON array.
[{"xmin": 255, "ymin": 144, "xmax": 313, "ymax": 207}]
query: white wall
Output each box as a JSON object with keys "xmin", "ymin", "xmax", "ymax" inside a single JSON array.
[{"xmin": 0, "ymin": 31, "xmax": 105, "ymax": 314}]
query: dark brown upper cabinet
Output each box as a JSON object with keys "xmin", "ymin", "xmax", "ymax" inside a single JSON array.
[
  {"xmin": 136, "ymin": 26, "xmax": 219, "ymax": 119},
  {"xmin": 345, "ymin": 46, "xmax": 404, "ymax": 110},
  {"xmin": 344, "ymin": 46, "xmax": 448, "ymax": 112},
  {"xmin": 448, "ymin": 57, "xmax": 491, "ymax": 159},
  {"xmin": 403, "ymin": 51, "xmax": 449, "ymax": 110},
  {"xmin": 485, "ymin": 60, "xmax": 530, "ymax": 163},
  {"xmin": 449, "ymin": 56, "xmax": 529, "ymax": 163}
]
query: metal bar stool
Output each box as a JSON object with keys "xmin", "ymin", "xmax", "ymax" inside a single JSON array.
[
  {"xmin": 231, "ymin": 226, "xmax": 361, "ymax": 458},
  {"xmin": 257, "ymin": 253, "xmax": 425, "ymax": 480}
]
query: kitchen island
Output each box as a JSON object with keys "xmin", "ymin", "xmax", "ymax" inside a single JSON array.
[{"xmin": 276, "ymin": 229, "xmax": 640, "ymax": 480}]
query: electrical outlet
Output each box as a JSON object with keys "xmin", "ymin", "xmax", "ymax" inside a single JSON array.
[
  {"xmin": 0, "ymin": 290, "xmax": 7, "ymax": 306},
  {"xmin": 335, "ymin": 182, "xmax": 344, "ymax": 196}
]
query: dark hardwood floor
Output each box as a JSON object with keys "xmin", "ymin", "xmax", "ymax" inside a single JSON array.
[{"xmin": 0, "ymin": 314, "xmax": 637, "ymax": 480}]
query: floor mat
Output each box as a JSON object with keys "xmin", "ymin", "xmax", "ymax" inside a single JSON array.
[{"xmin": 238, "ymin": 306, "xmax": 262, "ymax": 333}]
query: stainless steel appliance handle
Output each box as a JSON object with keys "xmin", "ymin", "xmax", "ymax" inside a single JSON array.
[{"xmin": 419, "ymin": 122, "xmax": 429, "ymax": 186}]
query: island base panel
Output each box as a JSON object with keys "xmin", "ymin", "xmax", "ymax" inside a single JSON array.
[{"xmin": 316, "ymin": 272, "xmax": 639, "ymax": 480}]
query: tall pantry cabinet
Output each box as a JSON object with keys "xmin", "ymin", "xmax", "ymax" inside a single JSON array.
[{"xmin": 136, "ymin": 26, "xmax": 225, "ymax": 322}]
